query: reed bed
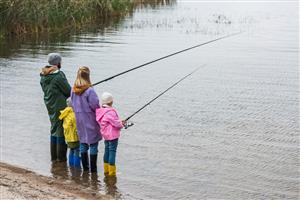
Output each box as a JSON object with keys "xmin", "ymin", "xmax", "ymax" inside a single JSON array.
[{"xmin": 0, "ymin": 0, "xmax": 133, "ymax": 36}]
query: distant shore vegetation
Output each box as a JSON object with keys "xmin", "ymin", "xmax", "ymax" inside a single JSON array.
[
  {"xmin": 0, "ymin": 0, "xmax": 136, "ymax": 38},
  {"xmin": 0, "ymin": 0, "xmax": 175, "ymax": 39}
]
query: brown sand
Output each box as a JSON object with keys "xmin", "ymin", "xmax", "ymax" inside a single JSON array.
[{"xmin": 0, "ymin": 162, "xmax": 113, "ymax": 200}]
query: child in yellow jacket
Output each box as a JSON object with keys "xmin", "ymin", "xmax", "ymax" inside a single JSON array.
[{"xmin": 59, "ymin": 98, "xmax": 80, "ymax": 168}]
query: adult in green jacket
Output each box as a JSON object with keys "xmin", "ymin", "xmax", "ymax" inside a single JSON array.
[{"xmin": 40, "ymin": 53, "xmax": 71, "ymax": 162}]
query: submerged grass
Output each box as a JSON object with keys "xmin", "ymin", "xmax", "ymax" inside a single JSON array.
[{"xmin": 0, "ymin": 0, "xmax": 133, "ymax": 36}]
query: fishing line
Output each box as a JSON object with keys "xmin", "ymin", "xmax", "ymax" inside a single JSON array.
[
  {"xmin": 123, "ymin": 65, "xmax": 204, "ymax": 128},
  {"xmin": 92, "ymin": 32, "xmax": 242, "ymax": 86}
]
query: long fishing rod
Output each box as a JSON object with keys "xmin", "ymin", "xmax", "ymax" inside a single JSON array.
[
  {"xmin": 124, "ymin": 66, "xmax": 203, "ymax": 128},
  {"xmin": 92, "ymin": 32, "xmax": 242, "ymax": 86}
]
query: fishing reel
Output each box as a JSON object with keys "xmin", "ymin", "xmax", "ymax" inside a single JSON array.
[{"xmin": 124, "ymin": 121, "xmax": 134, "ymax": 129}]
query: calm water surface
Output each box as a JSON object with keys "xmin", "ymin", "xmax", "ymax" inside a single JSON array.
[{"xmin": 1, "ymin": 1, "xmax": 299, "ymax": 199}]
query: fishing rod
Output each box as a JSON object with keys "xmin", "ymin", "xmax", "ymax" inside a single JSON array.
[
  {"xmin": 123, "ymin": 65, "xmax": 203, "ymax": 129},
  {"xmin": 92, "ymin": 32, "xmax": 242, "ymax": 86}
]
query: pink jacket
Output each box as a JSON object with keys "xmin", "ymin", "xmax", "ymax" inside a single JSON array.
[{"xmin": 95, "ymin": 106, "xmax": 123, "ymax": 141}]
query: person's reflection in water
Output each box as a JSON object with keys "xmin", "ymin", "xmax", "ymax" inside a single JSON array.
[
  {"xmin": 80, "ymin": 171, "xmax": 90, "ymax": 187},
  {"xmin": 104, "ymin": 176, "xmax": 121, "ymax": 198},
  {"xmin": 51, "ymin": 161, "xmax": 69, "ymax": 179},
  {"xmin": 78, "ymin": 171, "xmax": 101, "ymax": 190},
  {"xmin": 90, "ymin": 172, "xmax": 100, "ymax": 190},
  {"xmin": 51, "ymin": 162, "xmax": 103, "ymax": 196},
  {"xmin": 69, "ymin": 167, "xmax": 82, "ymax": 184}
]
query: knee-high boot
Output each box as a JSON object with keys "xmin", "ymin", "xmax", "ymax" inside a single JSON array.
[
  {"xmin": 50, "ymin": 142, "xmax": 57, "ymax": 161},
  {"xmin": 104, "ymin": 163, "xmax": 109, "ymax": 176},
  {"xmin": 73, "ymin": 154, "xmax": 81, "ymax": 168},
  {"xmin": 68, "ymin": 149, "xmax": 74, "ymax": 166},
  {"xmin": 81, "ymin": 153, "xmax": 89, "ymax": 171},
  {"xmin": 57, "ymin": 142, "xmax": 67, "ymax": 162},
  {"xmin": 73, "ymin": 148, "xmax": 81, "ymax": 168},
  {"xmin": 108, "ymin": 165, "xmax": 116, "ymax": 176},
  {"xmin": 90, "ymin": 154, "xmax": 97, "ymax": 173}
]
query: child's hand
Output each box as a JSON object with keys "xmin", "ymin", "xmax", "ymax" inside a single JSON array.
[{"xmin": 122, "ymin": 120, "xmax": 134, "ymax": 129}]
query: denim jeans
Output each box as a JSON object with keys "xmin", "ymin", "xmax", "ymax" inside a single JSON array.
[
  {"xmin": 80, "ymin": 142, "xmax": 98, "ymax": 155},
  {"xmin": 104, "ymin": 139, "xmax": 118, "ymax": 165}
]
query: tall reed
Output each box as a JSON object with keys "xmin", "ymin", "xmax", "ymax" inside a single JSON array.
[{"xmin": 0, "ymin": 0, "xmax": 133, "ymax": 36}]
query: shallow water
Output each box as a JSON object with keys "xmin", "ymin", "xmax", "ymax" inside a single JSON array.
[{"xmin": 1, "ymin": 1, "xmax": 299, "ymax": 199}]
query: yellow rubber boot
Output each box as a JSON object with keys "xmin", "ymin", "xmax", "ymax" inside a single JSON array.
[
  {"xmin": 108, "ymin": 165, "xmax": 116, "ymax": 176},
  {"xmin": 104, "ymin": 163, "xmax": 109, "ymax": 176}
]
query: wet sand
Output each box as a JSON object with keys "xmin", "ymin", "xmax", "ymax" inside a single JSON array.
[{"xmin": 0, "ymin": 162, "xmax": 113, "ymax": 200}]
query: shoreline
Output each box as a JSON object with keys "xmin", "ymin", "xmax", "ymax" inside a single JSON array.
[
  {"xmin": 0, "ymin": 0, "xmax": 133, "ymax": 37},
  {"xmin": 0, "ymin": 0, "xmax": 175, "ymax": 38},
  {"xmin": 0, "ymin": 162, "xmax": 113, "ymax": 200}
]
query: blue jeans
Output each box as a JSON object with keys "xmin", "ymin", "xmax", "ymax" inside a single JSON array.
[
  {"xmin": 104, "ymin": 139, "xmax": 118, "ymax": 165},
  {"xmin": 80, "ymin": 142, "xmax": 98, "ymax": 155}
]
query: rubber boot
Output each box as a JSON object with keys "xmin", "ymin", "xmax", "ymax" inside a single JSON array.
[
  {"xmin": 68, "ymin": 150, "xmax": 74, "ymax": 166},
  {"xmin": 73, "ymin": 154, "xmax": 81, "ymax": 168},
  {"xmin": 104, "ymin": 163, "xmax": 109, "ymax": 176},
  {"xmin": 108, "ymin": 164, "xmax": 116, "ymax": 176},
  {"xmin": 90, "ymin": 154, "xmax": 97, "ymax": 173},
  {"xmin": 81, "ymin": 153, "xmax": 89, "ymax": 171},
  {"xmin": 57, "ymin": 143, "xmax": 67, "ymax": 162},
  {"xmin": 50, "ymin": 142, "xmax": 57, "ymax": 161}
]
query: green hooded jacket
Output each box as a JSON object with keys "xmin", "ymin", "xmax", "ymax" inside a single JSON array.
[{"xmin": 40, "ymin": 67, "xmax": 71, "ymax": 137}]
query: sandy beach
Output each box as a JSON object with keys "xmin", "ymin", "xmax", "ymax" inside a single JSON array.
[{"xmin": 0, "ymin": 162, "xmax": 113, "ymax": 200}]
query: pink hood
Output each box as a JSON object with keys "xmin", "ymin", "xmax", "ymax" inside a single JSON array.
[{"xmin": 96, "ymin": 107, "xmax": 123, "ymax": 141}]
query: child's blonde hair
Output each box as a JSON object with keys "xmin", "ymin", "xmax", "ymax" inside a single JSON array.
[{"xmin": 74, "ymin": 66, "xmax": 91, "ymax": 88}]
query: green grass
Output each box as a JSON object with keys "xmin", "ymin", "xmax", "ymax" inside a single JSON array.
[{"xmin": 0, "ymin": 0, "xmax": 133, "ymax": 36}]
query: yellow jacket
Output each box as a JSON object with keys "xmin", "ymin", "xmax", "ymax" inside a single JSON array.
[{"xmin": 59, "ymin": 107, "xmax": 79, "ymax": 143}]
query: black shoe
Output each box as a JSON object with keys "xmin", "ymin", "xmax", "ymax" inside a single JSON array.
[
  {"xmin": 90, "ymin": 154, "xmax": 98, "ymax": 173},
  {"xmin": 81, "ymin": 153, "xmax": 89, "ymax": 171}
]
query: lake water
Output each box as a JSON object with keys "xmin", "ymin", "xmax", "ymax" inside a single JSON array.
[{"xmin": 0, "ymin": 1, "xmax": 299, "ymax": 199}]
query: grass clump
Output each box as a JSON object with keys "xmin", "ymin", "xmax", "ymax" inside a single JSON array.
[{"xmin": 0, "ymin": 0, "xmax": 133, "ymax": 36}]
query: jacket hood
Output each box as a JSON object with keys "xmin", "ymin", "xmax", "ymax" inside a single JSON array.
[
  {"xmin": 41, "ymin": 65, "xmax": 58, "ymax": 75},
  {"xmin": 73, "ymin": 84, "xmax": 91, "ymax": 95},
  {"xmin": 59, "ymin": 107, "xmax": 73, "ymax": 120},
  {"xmin": 40, "ymin": 66, "xmax": 60, "ymax": 84},
  {"xmin": 96, "ymin": 107, "xmax": 114, "ymax": 122}
]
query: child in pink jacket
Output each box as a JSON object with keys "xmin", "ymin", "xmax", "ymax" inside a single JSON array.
[{"xmin": 96, "ymin": 92, "xmax": 125, "ymax": 176}]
